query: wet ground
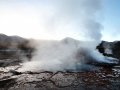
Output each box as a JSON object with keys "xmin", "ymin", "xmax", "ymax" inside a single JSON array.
[{"xmin": 0, "ymin": 60, "xmax": 120, "ymax": 90}]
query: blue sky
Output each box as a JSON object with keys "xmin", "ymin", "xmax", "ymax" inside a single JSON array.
[
  {"xmin": 102, "ymin": 0, "xmax": 120, "ymax": 41},
  {"xmin": 0, "ymin": 0, "xmax": 120, "ymax": 41}
]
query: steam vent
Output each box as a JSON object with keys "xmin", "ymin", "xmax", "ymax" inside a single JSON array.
[
  {"xmin": 0, "ymin": 34, "xmax": 120, "ymax": 89},
  {"xmin": 0, "ymin": 0, "xmax": 120, "ymax": 89}
]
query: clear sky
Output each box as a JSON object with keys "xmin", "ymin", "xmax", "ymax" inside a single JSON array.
[
  {"xmin": 0, "ymin": 0, "xmax": 120, "ymax": 41},
  {"xmin": 102, "ymin": 0, "xmax": 120, "ymax": 41}
]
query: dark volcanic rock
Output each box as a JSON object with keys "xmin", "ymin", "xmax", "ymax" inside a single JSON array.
[
  {"xmin": 0, "ymin": 78, "xmax": 17, "ymax": 89},
  {"xmin": 0, "ymin": 59, "xmax": 22, "ymax": 67},
  {"xmin": 9, "ymin": 70, "xmax": 22, "ymax": 75},
  {"xmin": 97, "ymin": 41, "xmax": 120, "ymax": 63}
]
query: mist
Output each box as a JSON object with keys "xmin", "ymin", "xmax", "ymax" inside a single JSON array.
[
  {"xmin": 18, "ymin": 38, "xmax": 112, "ymax": 72},
  {"xmin": 40, "ymin": 0, "xmax": 103, "ymax": 40},
  {"xmin": 17, "ymin": 0, "xmax": 108, "ymax": 72},
  {"xmin": 0, "ymin": 0, "xmax": 103, "ymax": 40}
]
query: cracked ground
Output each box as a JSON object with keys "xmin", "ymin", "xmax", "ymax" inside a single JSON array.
[{"xmin": 0, "ymin": 62, "xmax": 120, "ymax": 90}]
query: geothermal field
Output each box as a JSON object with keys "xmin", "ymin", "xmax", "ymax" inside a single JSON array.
[
  {"xmin": 0, "ymin": 0, "xmax": 120, "ymax": 90},
  {"xmin": 0, "ymin": 34, "xmax": 120, "ymax": 90}
]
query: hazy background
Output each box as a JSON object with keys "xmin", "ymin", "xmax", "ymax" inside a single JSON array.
[{"xmin": 0, "ymin": 0, "xmax": 119, "ymax": 41}]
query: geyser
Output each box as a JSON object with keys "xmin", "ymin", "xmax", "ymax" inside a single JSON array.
[
  {"xmin": 18, "ymin": 38, "xmax": 113, "ymax": 72},
  {"xmin": 17, "ymin": 0, "xmax": 108, "ymax": 72}
]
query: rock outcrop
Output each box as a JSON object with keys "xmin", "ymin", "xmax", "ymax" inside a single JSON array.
[{"xmin": 97, "ymin": 41, "xmax": 120, "ymax": 64}]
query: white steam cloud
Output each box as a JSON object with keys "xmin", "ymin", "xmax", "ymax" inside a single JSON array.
[
  {"xmin": 17, "ymin": 0, "xmax": 108, "ymax": 72},
  {"xmin": 38, "ymin": 0, "xmax": 103, "ymax": 40},
  {"xmin": 18, "ymin": 38, "xmax": 111, "ymax": 72}
]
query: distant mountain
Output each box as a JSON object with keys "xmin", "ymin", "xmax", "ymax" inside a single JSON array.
[
  {"xmin": 0, "ymin": 33, "xmax": 28, "ymax": 43},
  {"xmin": 0, "ymin": 34, "xmax": 33, "ymax": 59},
  {"xmin": 0, "ymin": 34, "xmax": 11, "ymax": 42},
  {"xmin": 10, "ymin": 36, "xmax": 28, "ymax": 43}
]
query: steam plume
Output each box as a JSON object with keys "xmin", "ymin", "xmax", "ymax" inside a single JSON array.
[
  {"xmin": 40, "ymin": 0, "xmax": 103, "ymax": 40},
  {"xmin": 18, "ymin": 38, "xmax": 112, "ymax": 72},
  {"xmin": 18, "ymin": 0, "xmax": 107, "ymax": 72}
]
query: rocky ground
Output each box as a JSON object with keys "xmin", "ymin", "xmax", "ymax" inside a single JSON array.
[
  {"xmin": 0, "ymin": 40, "xmax": 120, "ymax": 90},
  {"xmin": 0, "ymin": 64, "xmax": 120, "ymax": 90}
]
